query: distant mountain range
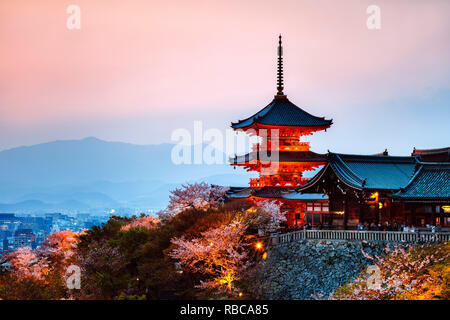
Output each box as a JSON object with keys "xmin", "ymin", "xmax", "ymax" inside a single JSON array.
[{"xmin": 0, "ymin": 137, "xmax": 254, "ymax": 214}]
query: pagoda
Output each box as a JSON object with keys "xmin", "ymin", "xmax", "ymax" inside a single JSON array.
[{"xmin": 227, "ymin": 35, "xmax": 332, "ymax": 227}]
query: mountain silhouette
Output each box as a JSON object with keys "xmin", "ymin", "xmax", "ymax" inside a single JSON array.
[{"xmin": 0, "ymin": 137, "xmax": 254, "ymax": 213}]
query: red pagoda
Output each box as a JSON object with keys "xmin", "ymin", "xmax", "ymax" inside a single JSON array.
[{"xmin": 227, "ymin": 35, "xmax": 332, "ymax": 227}]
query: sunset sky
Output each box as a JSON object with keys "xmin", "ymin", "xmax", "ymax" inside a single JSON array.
[{"xmin": 0, "ymin": 0, "xmax": 449, "ymax": 155}]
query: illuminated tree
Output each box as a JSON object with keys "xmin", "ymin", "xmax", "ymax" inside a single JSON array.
[
  {"xmin": 242, "ymin": 200, "xmax": 287, "ymax": 234},
  {"xmin": 7, "ymin": 247, "xmax": 50, "ymax": 281},
  {"xmin": 331, "ymin": 243, "xmax": 450, "ymax": 300},
  {"xmin": 40, "ymin": 230, "xmax": 81, "ymax": 263},
  {"xmin": 162, "ymin": 182, "xmax": 229, "ymax": 218},
  {"xmin": 170, "ymin": 220, "xmax": 249, "ymax": 296},
  {"xmin": 120, "ymin": 215, "xmax": 159, "ymax": 231},
  {"xmin": 0, "ymin": 248, "xmax": 66, "ymax": 300},
  {"xmin": 256, "ymin": 200, "xmax": 286, "ymax": 232}
]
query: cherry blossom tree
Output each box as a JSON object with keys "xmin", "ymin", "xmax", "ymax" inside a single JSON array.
[
  {"xmin": 1, "ymin": 230, "xmax": 83, "ymax": 298},
  {"xmin": 209, "ymin": 184, "xmax": 230, "ymax": 205},
  {"xmin": 7, "ymin": 247, "xmax": 50, "ymax": 281},
  {"xmin": 40, "ymin": 230, "xmax": 81, "ymax": 263},
  {"xmin": 78, "ymin": 242, "xmax": 126, "ymax": 299},
  {"xmin": 330, "ymin": 243, "xmax": 450, "ymax": 300},
  {"xmin": 170, "ymin": 220, "xmax": 249, "ymax": 296},
  {"xmin": 120, "ymin": 215, "xmax": 159, "ymax": 231},
  {"xmin": 162, "ymin": 182, "xmax": 229, "ymax": 218},
  {"xmin": 243, "ymin": 200, "xmax": 287, "ymax": 234}
]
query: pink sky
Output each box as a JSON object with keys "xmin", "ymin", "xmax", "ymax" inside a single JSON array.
[{"xmin": 0, "ymin": 0, "xmax": 449, "ymax": 153}]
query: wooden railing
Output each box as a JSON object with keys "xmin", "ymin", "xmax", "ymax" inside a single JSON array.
[{"xmin": 269, "ymin": 230, "xmax": 450, "ymax": 245}]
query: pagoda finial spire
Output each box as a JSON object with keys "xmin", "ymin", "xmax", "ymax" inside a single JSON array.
[{"xmin": 277, "ymin": 34, "xmax": 285, "ymax": 96}]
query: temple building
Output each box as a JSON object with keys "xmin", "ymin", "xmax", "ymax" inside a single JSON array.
[
  {"xmin": 227, "ymin": 36, "xmax": 450, "ymax": 230},
  {"xmin": 295, "ymin": 152, "xmax": 450, "ymax": 229},
  {"xmin": 227, "ymin": 35, "xmax": 332, "ymax": 226},
  {"xmin": 393, "ymin": 162, "xmax": 450, "ymax": 227}
]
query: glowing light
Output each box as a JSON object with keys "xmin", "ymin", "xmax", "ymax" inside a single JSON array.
[
  {"xmin": 255, "ymin": 242, "xmax": 263, "ymax": 250},
  {"xmin": 379, "ymin": 202, "xmax": 383, "ymax": 209},
  {"xmin": 366, "ymin": 192, "xmax": 379, "ymax": 204},
  {"xmin": 217, "ymin": 272, "xmax": 236, "ymax": 293},
  {"xmin": 238, "ymin": 292, "xmax": 243, "ymax": 297},
  {"xmin": 262, "ymin": 252, "xmax": 267, "ymax": 260},
  {"xmin": 442, "ymin": 206, "xmax": 450, "ymax": 213}
]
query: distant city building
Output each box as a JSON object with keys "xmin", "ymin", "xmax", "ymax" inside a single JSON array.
[
  {"xmin": 0, "ymin": 213, "xmax": 16, "ymax": 220},
  {"xmin": 13, "ymin": 228, "xmax": 35, "ymax": 249},
  {"xmin": 3, "ymin": 238, "xmax": 9, "ymax": 251},
  {"xmin": 0, "ymin": 213, "xmax": 18, "ymax": 231},
  {"xmin": 0, "ymin": 211, "xmax": 108, "ymax": 252}
]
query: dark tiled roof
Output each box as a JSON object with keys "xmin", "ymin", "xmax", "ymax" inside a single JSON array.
[
  {"xmin": 252, "ymin": 187, "xmax": 296, "ymax": 198},
  {"xmin": 330, "ymin": 153, "xmax": 417, "ymax": 190},
  {"xmin": 226, "ymin": 187, "xmax": 251, "ymax": 199},
  {"xmin": 412, "ymin": 147, "xmax": 450, "ymax": 162},
  {"xmin": 393, "ymin": 163, "xmax": 450, "ymax": 201},
  {"xmin": 298, "ymin": 152, "xmax": 419, "ymax": 191},
  {"xmin": 226, "ymin": 186, "xmax": 296, "ymax": 199},
  {"xmin": 283, "ymin": 192, "xmax": 328, "ymax": 200},
  {"xmin": 231, "ymin": 150, "xmax": 326, "ymax": 164},
  {"xmin": 231, "ymin": 96, "xmax": 332, "ymax": 129}
]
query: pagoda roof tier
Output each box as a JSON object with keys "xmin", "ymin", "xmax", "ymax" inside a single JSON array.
[
  {"xmin": 230, "ymin": 150, "xmax": 326, "ymax": 165},
  {"xmin": 226, "ymin": 186, "xmax": 296, "ymax": 199},
  {"xmin": 231, "ymin": 95, "xmax": 332, "ymax": 130},
  {"xmin": 282, "ymin": 192, "xmax": 328, "ymax": 201},
  {"xmin": 392, "ymin": 163, "xmax": 450, "ymax": 202},
  {"xmin": 226, "ymin": 187, "xmax": 252, "ymax": 199},
  {"xmin": 298, "ymin": 152, "xmax": 419, "ymax": 192}
]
